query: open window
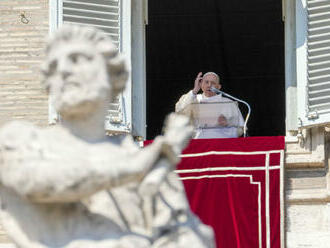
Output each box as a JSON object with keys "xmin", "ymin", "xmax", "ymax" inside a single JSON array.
[
  {"xmin": 49, "ymin": 0, "xmax": 146, "ymax": 138},
  {"xmin": 146, "ymin": 1, "xmax": 285, "ymax": 139}
]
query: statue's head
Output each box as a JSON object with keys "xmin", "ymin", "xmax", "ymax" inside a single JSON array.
[{"xmin": 42, "ymin": 25, "xmax": 128, "ymax": 119}]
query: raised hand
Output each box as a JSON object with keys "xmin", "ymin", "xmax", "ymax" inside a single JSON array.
[{"xmin": 193, "ymin": 72, "xmax": 203, "ymax": 94}]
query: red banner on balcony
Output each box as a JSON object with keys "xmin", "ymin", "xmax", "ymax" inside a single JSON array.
[{"xmin": 175, "ymin": 137, "xmax": 284, "ymax": 248}]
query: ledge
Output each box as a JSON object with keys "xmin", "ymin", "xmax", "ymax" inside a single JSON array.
[
  {"xmin": 285, "ymin": 127, "xmax": 325, "ymax": 169},
  {"xmin": 286, "ymin": 188, "xmax": 330, "ymax": 203}
]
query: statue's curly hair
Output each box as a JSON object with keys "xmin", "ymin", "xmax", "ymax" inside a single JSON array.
[{"xmin": 42, "ymin": 25, "xmax": 129, "ymax": 98}]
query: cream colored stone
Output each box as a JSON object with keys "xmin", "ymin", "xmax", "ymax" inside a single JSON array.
[
  {"xmin": 286, "ymin": 204, "xmax": 330, "ymax": 248},
  {"xmin": 0, "ymin": 25, "xmax": 214, "ymax": 248},
  {"xmin": 285, "ymin": 127, "xmax": 325, "ymax": 169}
]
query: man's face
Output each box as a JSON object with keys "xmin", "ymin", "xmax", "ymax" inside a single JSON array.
[
  {"xmin": 45, "ymin": 41, "xmax": 110, "ymax": 118},
  {"xmin": 200, "ymin": 74, "xmax": 221, "ymax": 97}
]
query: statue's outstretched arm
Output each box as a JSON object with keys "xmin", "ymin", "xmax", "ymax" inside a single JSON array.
[{"xmin": 0, "ymin": 117, "xmax": 191, "ymax": 203}]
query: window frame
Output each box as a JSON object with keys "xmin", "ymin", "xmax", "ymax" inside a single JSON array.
[
  {"xmin": 291, "ymin": 0, "xmax": 330, "ymax": 128},
  {"xmin": 284, "ymin": 0, "xmax": 326, "ymax": 169},
  {"xmin": 48, "ymin": 0, "xmax": 146, "ymax": 138}
]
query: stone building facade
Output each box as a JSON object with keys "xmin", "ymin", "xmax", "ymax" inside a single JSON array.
[
  {"xmin": 1, "ymin": 0, "xmax": 330, "ymax": 247},
  {"xmin": 0, "ymin": 0, "xmax": 49, "ymax": 128}
]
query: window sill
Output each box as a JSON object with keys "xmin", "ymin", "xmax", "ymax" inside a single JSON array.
[{"xmin": 285, "ymin": 127, "xmax": 325, "ymax": 169}]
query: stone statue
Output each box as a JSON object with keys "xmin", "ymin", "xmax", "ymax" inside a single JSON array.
[{"xmin": 0, "ymin": 25, "xmax": 214, "ymax": 248}]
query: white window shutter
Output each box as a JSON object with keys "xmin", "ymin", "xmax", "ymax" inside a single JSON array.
[
  {"xmin": 61, "ymin": 0, "xmax": 132, "ymax": 134},
  {"xmin": 297, "ymin": 0, "xmax": 330, "ymax": 127}
]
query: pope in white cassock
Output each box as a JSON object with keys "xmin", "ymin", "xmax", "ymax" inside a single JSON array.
[{"xmin": 175, "ymin": 72, "xmax": 244, "ymax": 139}]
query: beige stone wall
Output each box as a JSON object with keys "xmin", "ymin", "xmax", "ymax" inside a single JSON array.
[
  {"xmin": 285, "ymin": 130, "xmax": 330, "ymax": 247},
  {"xmin": 0, "ymin": 0, "xmax": 49, "ymax": 127},
  {"xmin": 0, "ymin": 0, "xmax": 49, "ymax": 244}
]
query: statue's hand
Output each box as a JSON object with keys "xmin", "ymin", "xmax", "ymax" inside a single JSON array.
[
  {"xmin": 138, "ymin": 114, "xmax": 192, "ymax": 198},
  {"xmin": 163, "ymin": 113, "xmax": 193, "ymax": 156}
]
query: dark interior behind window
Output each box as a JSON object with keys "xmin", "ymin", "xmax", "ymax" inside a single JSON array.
[{"xmin": 146, "ymin": 0, "xmax": 285, "ymax": 139}]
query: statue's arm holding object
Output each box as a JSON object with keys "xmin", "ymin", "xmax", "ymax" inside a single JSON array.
[{"xmin": 0, "ymin": 118, "xmax": 190, "ymax": 203}]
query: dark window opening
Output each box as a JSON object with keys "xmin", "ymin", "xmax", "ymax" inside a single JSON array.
[{"xmin": 146, "ymin": 0, "xmax": 285, "ymax": 139}]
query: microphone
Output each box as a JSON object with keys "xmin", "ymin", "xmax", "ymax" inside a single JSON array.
[
  {"xmin": 210, "ymin": 87, "xmax": 225, "ymax": 95},
  {"xmin": 210, "ymin": 87, "xmax": 251, "ymax": 137}
]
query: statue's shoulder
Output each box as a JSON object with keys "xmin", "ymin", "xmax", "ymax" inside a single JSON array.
[
  {"xmin": 0, "ymin": 120, "xmax": 37, "ymax": 131},
  {"xmin": 0, "ymin": 122, "xmax": 68, "ymax": 150},
  {"xmin": 0, "ymin": 121, "xmax": 43, "ymax": 148}
]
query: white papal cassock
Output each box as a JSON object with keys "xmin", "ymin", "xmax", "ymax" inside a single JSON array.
[{"xmin": 175, "ymin": 90, "xmax": 244, "ymax": 139}]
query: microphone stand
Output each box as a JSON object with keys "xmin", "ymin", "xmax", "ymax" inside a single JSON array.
[{"xmin": 211, "ymin": 87, "xmax": 251, "ymax": 137}]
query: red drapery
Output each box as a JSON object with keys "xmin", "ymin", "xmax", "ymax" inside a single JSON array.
[{"xmin": 175, "ymin": 137, "xmax": 284, "ymax": 248}]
